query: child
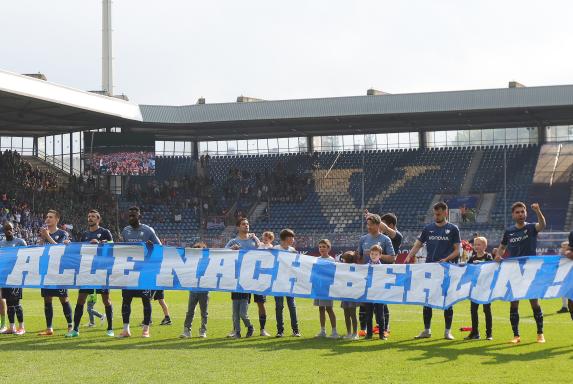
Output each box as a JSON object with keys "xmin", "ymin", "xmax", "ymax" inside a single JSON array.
[
  {"xmin": 313, "ymin": 239, "xmax": 338, "ymax": 338},
  {"xmin": 180, "ymin": 242, "xmax": 210, "ymax": 339},
  {"xmin": 260, "ymin": 231, "xmax": 275, "ymax": 249},
  {"xmin": 230, "ymin": 292, "xmax": 254, "ymax": 339},
  {"xmin": 255, "ymin": 231, "xmax": 275, "ymax": 336},
  {"xmin": 85, "ymin": 291, "xmax": 106, "ymax": 327},
  {"xmin": 339, "ymin": 251, "xmax": 359, "ymax": 340},
  {"xmin": 273, "ymin": 229, "xmax": 300, "ymax": 337},
  {"xmin": 364, "ymin": 245, "xmax": 386, "ymax": 340},
  {"xmin": 466, "ymin": 236, "xmax": 493, "ymax": 340}
]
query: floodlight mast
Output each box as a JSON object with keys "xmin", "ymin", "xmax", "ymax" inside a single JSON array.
[{"xmin": 102, "ymin": 0, "xmax": 113, "ymax": 95}]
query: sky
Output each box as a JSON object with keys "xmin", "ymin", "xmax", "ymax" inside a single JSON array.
[{"xmin": 1, "ymin": 0, "xmax": 573, "ymax": 106}]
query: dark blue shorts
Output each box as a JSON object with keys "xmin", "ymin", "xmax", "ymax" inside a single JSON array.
[
  {"xmin": 2, "ymin": 288, "xmax": 22, "ymax": 300},
  {"xmin": 41, "ymin": 289, "xmax": 68, "ymax": 298},
  {"xmin": 253, "ymin": 294, "xmax": 266, "ymax": 303},
  {"xmin": 122, "ymin": 289, "xmax": 153, "ymax": 299},
  {"xmin": 79, "ymin": 289, "xmax": 110, "ymax": 295}
]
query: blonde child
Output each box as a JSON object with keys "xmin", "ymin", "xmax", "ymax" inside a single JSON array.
[
  {"xmin": 364, "ymin": 245, "xmax": 386, "ymax": 340},
  {"xmin": 466, "ymin": 237, "xmax": 493, "ymax": 340}
]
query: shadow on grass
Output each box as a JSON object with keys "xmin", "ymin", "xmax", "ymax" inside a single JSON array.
[{"xmin": 1, "ymin": 329, "xmax": 572, "ymax": 365}]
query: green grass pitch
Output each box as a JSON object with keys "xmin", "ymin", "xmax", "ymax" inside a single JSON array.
[{"xmin": 0, "ymin": 290, "xmax": 571, "ymax": 383}]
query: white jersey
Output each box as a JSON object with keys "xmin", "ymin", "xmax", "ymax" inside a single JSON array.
[{"xmin": 273, "ymin": 244, "xmax": 296, "ymax": 253}]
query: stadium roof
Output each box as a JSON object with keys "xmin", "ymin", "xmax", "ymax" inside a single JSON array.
[
  {"xmin": 0, "ymin": 69, "xmax": 142, "ymax": 136},
  {"xmin": 2, "ymin": 67, "xmax": 573, "ymax": 140}
]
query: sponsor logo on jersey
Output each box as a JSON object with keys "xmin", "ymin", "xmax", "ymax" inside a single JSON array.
[{"xmin": 428, "ymin": 235, "xmax": 450, "ymax": 241}]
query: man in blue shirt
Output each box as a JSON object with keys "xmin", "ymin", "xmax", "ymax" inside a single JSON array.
[
  {"xmin": 0, "ymin": 222, "xmax": 27, "ymax": 335},
  {"xmin": 357, "ymin": 213, "xmax": 395, "ymax": 337},
  {"xmin": 495, "ymin": 202, "xmax": 547, "ymax": 344},
  {"xmin": 118, "ymin": 206, "xmax": 161, "ymax": 338},
  {"xmin": 37, "ymin": 209, "xmax": 74, "ymax": 336},
  {"xmin": 66, "ymin": 209, "xmax": 114, "ymax": 338},
  {"xmin": 405, "ymin": 202, "xmax": 460, "ymax": 340}
]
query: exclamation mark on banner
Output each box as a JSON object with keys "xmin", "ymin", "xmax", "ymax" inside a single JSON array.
[{"xmin": 544, "ymin": 258, "xmax": 573, "ymax": 298}]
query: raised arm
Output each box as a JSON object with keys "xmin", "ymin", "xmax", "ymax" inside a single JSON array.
[{"xmin": 531, "ymin": 203, "xmax": 546, "ymax": 233}]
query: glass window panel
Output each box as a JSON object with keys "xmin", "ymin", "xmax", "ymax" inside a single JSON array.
[
  {"xmin": 11, "ymin": 136, "xmax": 22, "ymax": 151},
  {"xmin": 174, "ymin": 141, "xmax": 184, "ymax": 155},
  {"xmin": 207, "ymin": 141, "xmax": 217, "ymax": 155},
  {"xmin": 54, "ymin": 135, "xmax": 62, "ymax": 155},
  {"xmin": 22, "ymin": 137, "xmax": 33, "ymax": 155},
  {"xmin": 376, "ymin": 133, "xmax": 388, "ymax": 150},
  {"xmin": 199, "ymin": 142, "xmax": 207, "ymax": 155},
  {"xmin": 0, "ymin": 137, "xmax": 10, "ymax": 150},
  {"xmin": 277, "ymin": 138, "xmax": 288, "ymax": 153},
  {"xmin": 469, "ymin": 129, "xmax": 481, "ymax": 145},
  {"xmin": 342, "ymin": 135, "xmax": 353, "ymax": 151},
  {"xmin": 387, "ymin": 133, "xmax": 399, "ymax": 149},
  {"xmin": 237, "ymin": 140, "xmax": 247, "ymax": 155},
  {"xmin": 227, "ymin": 141, "xmax": 237, "ymax": 155},
  {"xmin": 72, "ymin": 132, "xmax": 81, "ymax": 154},
  {"xmin": 257, "ymin": 139, "xmax": 268, "ymax": 153},
  {"xmin": 398, "ymin": 132, "xmax": 409, "ymax": 148},
  {"xmin": 409, "ymin": 132, "xmax": 419, "ymax": 148},
  {"xmin": 481, "ymin": 129, "xmax": 494, "ymax": 145},
  {"xmin": 493, "ymin": 128, "xmax": 505, "ymax": 145},
  {"xmin": 155, "ymin": 141, "xmax": 164, "ymax": 155},
  {"xmin": 311, "ymin": 137, "xmax": 320, "ymax": 152},
  {"xmin": 247, "ymin": 139, "xmax": 257, "ymax": 154},
  {"xmin": 353, "ymin": 134, "xmax": 365, "ymax": 151},
  {"xmin": 287, "ymin": 137, "xmax": 297, "ymax": 151},
  {"xmin": 46, "ymin": 136, "xmax": 54, "ymax": 156},
  {"xmin": 505, "ymin": 128, "xmax": 517, "ymax": 142},
  {"xmin": 62, "ymin": 134, "xmax": 70, "ymax": 155}
]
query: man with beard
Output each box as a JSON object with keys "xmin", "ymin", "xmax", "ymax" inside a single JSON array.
[
  {"xmin": 405, "ymin": 202, "xmax": 460, "ymax": 340},
  {"xmin": 495, "ymin": 202, "xmax": 547, "ymax": 344},
  {"xmin": 117, "ymin": 206, "xmax": 161, "ymax": 338},
  {"xmin": 65, "ymin": 209, "xmax": 114, "ymax": 338}
]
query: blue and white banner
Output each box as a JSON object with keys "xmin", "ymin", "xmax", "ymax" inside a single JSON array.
[{"xmin": 0, "ymin": 244, "xmax": 572, "ymax": 309}]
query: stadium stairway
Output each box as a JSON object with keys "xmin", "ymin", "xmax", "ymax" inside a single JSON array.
[
  {"xmin": 23, "ymin": 155, "xmax": 71, "ymax": 188},
  {"xmin": 460, "ymin": 149, "xmax": 484, "ymax": 195},
  {"xmin": 249, "ymin": 201, "xmax": 268, "ymax": 224}
]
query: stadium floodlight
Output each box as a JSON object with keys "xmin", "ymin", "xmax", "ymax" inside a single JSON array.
[{"xmin": 102, "ymin": 0, "xmax": 113, "ymax": 95}]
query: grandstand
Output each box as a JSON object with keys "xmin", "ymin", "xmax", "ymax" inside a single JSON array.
[{"xmin": 1, "ymin": 69, "xmax": 573, "ymax": 250}]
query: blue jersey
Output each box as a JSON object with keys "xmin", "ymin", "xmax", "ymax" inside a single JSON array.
[
  {"xmin": 357, "ymin": 233, "xmax": 395, "ymax": 264},
  {"xmin": 80, "ymin": 227, "xmax": 113, "ymax": 242},
  {"xmin": 225, "ymin": 237, "xmax": 258, "ymax": 250},
  {"xmin": 121, "ymin": 224, "xmax": 161, "ymax": 244},
  {"xmin": 49, "ymin": 229, "xmax": 69, "ymax": 244},
  {"xmin": 501, "ymin": 222, "xmax": 538, "ymax": 257},
  {"xmin": 0, "ymin": 237, "xmax": 27, "ymax": 247},
  {"xmin": 418, "ymin": 222, "xmax": 460, "ymax": 263}
]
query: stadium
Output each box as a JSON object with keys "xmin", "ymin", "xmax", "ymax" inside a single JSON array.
[{"xmin": 1, "ymin": 2, "xmax": 572, "ymax": 384}]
